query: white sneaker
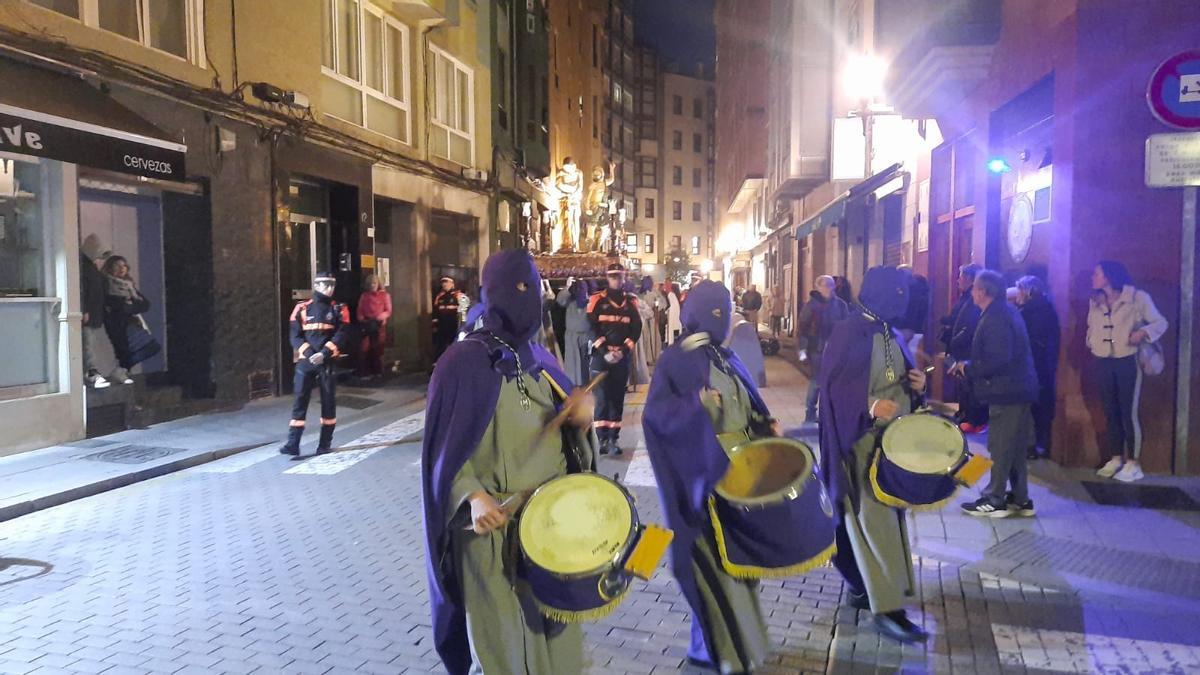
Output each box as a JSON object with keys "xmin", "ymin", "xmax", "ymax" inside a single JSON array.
[
  {"xmin": 1113, "ymin": 462, "xmax": 1144, "ymax": 482},
  {"xmin": 88, "ymin": 373, "xmax": 111, "ymax": 389},
  {"xmin": 112, "ymin": 368, "xmax": 134, "ymax": 385},
  {"xmin": 1096, "ymin": 457, "xmax": 1123, "ymax": 478}
]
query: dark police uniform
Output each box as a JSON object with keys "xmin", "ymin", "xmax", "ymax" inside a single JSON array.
[
  {"xmin": 587, "ymin": 277, "xmax": 642, "ymax": 454},
  {"xmin": 433, "ymin": 287, "xmax": 467, "ymax": 361},
  {"xmin": 281, "ymin": 290, "xmax": 351, "ymax": 455}
]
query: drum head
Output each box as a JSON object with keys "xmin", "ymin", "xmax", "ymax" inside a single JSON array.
[
  {"xmin": 519, "ymin": 474, "xmax": 633, "ymax": 575},
  {"xmin": 717, "ymin": 439, "xmax": 813, "ymax": 501},
  {"xmin": 881, "ymin": 414, "xmax": 965, "ymax": 474}
]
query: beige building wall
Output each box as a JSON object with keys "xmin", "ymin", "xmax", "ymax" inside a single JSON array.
[
  {"xmin": 661, "ymin": 72, "xmax": 714, "ymax": 264},
  {"xmin": 547, "ymin": 0, "xmax": 604, "ymax": 195}
]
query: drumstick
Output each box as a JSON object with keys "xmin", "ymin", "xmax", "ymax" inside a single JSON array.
[
  {"xmin": 535, "ymin": 372, "xmax": 608, "ymax": 443},
  {"xmin": 462, "ymin": 493, "xmax": 523, "ymax": 531}
]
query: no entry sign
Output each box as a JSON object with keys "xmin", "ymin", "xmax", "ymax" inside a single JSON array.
[{"xmin": 1148, "ymin": 50, "xmax": 1200, "ymax": 129}]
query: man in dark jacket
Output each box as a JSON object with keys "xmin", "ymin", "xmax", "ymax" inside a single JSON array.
[
  {"xmin": 797, "ymin": 275, "xmax": 849, "ymax": 421},
  {"xmin": 952, "ymin": 270, "xmax": 1038, "ymax": 518},
  {"xmin": 80, "ymin": 251, "xmax": 111, "ymax": 389},
  {"xmin": 739, "ymin": 284, "xmax": 763, "ymax": 326},
  {"xmin": 1016, "ymin": 276, "xmax": 1059, "ymax": 459},
  {"xmin": 940, "ymin": 263, "xmax": 987, "ymax": 432}
]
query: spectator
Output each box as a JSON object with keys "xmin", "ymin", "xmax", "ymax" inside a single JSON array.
[
  {"xmin": 1016, "ymin": 276, "xmax": 1060, "ymax": 459},
  {"xmin": 356, "ymin": 273, "xmax": 392, "ymax": 379},
  {"xmin": 80, "ymin": 251, "xmax": 111, "ymax": 389},
  {"xmin": 1087, "ymin": 260, "xmax": 1168, "ymax": 483},
  {"xmin": 954, "ymin": 270, "xmax": 1039, "ymax": 518},
  {"xmin": 101, "ymin": 255, "xmax": 158, "ymax": 385},
  {"xmin": 740, "ymin": 284, "xmax": 763, "ymax": 327},
  {"xmin": 896, "ymin": 268, "xmax": 930, "ymax": 357},
  {"xmin": 797, "ymin": 275, "xmax": 850, "ymax": 422},
  {"xmin": 768, "ymin": 285, "xmax": 786, "ymax": 338},
  {"xmin": 666, "ymin": 284, "xmax": 682, "ymax": 345},
  {"xmin": 637, "ymin": 276, "xmax": 663, "ymax": 366},
  {"xmin": 833, "ymin": 276, "xmax": 855, "ymax": 306},
  {"xmin": 941, "ymin": 263, "xmax": 987, "ymax": 433}
]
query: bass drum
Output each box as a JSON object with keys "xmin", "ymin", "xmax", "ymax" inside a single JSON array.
[
  {"xmin": 870, "ymin": 413, "xmax": 967, "ymax": 509},
  {"xmin": 709, "ymin": 438, "xmax": 837, "ymax": 579},
  {"xmin": 518, "ymin": 473, "xmax": 639, "ymax": 623}
]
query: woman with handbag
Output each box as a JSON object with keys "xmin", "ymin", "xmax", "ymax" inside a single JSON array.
[
  {"xmin": 1086, "ymin": 260, "xmax": 1168, "ymax": 482},
  {"xmin": 356, "ymin": 273, "xmax": 392, "ymax": 379},
  {"xmin": 101, "ymin": 255, "xmax": 160, "ymax": 385}
]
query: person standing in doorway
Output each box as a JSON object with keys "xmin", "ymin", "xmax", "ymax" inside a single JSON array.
[
  {"xmin": 768, "ymin": 285, "xmax": 786, "ymax": 338},
  {"xmin": 433, "ymin": 277, "xmax": 469, "ymax": 363},
  {"xmin": 739, "ymin": 284, "xmax": 763, "ymax": 327},
  {"xmin": 797, "ymin": 275, "xmax": 850, "ymax": 423},
  {"xmin": 80, "ymin": 250, "xmax": 110, "ymax": 389},
  {"xmin": 356, "ymin": 273, "xmax": 392, "ymax": 379},
  {"xmin": 1015, "ymin": 276, "xmax": 1060, "ymax": 459},
  {"xmin": 1086, "ymin": 260, "xmax": 1167, "ymax": 483},
  {"xmin": 101, "ymin": 255, "xmax": 156, "ymax": 385},
  {"xmin": 587, "ymin": 263, "xmax": 642, "ymax": 455},
  {"xmin": 280, "ymin": 272, "xmax": 352, "ymax": 456},
  {"xmin": 954, "ymin": 270, "xmax": 1039, "ymax": 518}
]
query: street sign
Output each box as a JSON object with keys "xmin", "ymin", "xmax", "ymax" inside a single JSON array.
[
  {"xmin": 1145, "ymin": 132, "xmax": 1200, "ymax": 187},
  {"xmin": 1148, "ymin": 50, "xmax": 1200, "ymax": 129}
]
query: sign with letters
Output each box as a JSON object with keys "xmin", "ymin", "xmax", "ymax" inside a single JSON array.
[
  {"xmin": 1145, "ymin": 132, "xmax": 1200, "ymax": 188},
  {"xmin": 0, "ymin": 103, "xmax": 186, "ymax": 180}
]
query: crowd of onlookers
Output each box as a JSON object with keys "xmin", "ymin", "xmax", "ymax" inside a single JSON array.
[{"xmin": 738, "ymin": 259, "xmax": 1167, "ymax": 494}]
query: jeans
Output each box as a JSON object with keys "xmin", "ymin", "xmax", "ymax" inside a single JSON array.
[
  {"xmin": 982, "ymin": 403, "xmax": 1034, "ymax": 504},
  {"xmin": 804, "ymin": 351, "xmax": 823, "ymax": 419},
  {"xmin": 1096, "ymin": 355, "xmax": 1142, "ymax": 459}
]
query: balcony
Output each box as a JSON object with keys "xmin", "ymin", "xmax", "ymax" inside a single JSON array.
[{"xmin": 884, "ymin": 0, "xmax": 1002, "ymax": 120}]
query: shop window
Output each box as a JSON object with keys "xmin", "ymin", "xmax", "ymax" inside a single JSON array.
[
  {"xmin": 644, "ymin": 234, "xmax": 654, "ymax": 253},
  {"xmin": 690, "ymin": 236, "xmax": 700, "ymax": 255},
  {"xmin": 1033, "ymin": 186, "xmax": 1051, "ymax": 222},
  {"xmin": 29, "ymin": 0, "xmax": 204, "ymax": 63},
  {"xmin": 0, "ymin": 157, "xmax": 60, "ymax": 398},
  {"xmin": 644, "ymin": 198, "xmax": 655, "ymax": 218},
  {"xmin": 672, "ymin": 201, "xmax": 682, "ymax": 220},
  {"xmin": 321, "ymin": 0, "xmax": 412, "ymax": 144},
  {"xmin": 429, "ymin": 46, "xmax": 475, "ymax": 166},
  {"xmin": 626, "ymin": 233, "xmax": 638, "ymax": 253}
]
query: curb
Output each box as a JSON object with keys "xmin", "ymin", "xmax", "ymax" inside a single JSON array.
[{"xmin": 0, "ymin": 442, "xmax": 267, "ymax": 525}]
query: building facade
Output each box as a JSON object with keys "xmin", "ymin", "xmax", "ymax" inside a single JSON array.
[
  {"xmin": 660, "ymin": 68, "xmax": 716, "ymax": 279},
  {"xmin": 0, "ymin": 0, "xmax": 495, "ymax": 455}
]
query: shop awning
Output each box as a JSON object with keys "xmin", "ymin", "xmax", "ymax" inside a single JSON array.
[
  {"xmin": 792, "ymin": 163, "xmax": 904, "ymax": 239},
  {"xmin": 0, "ymin": 59, "xmax": 186, "ymax": 180}
]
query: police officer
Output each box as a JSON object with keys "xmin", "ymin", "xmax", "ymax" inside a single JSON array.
[
  {"xmin": 433, "ymin": 276, "xmax": 469, "ymax": 362},
  {"xmin": 281, "ymin": 272, "xmax": 351, "ymax": 456},
  {"xmin": 587, "ymin": 263, "xmax": 642, "ymax": 454}
]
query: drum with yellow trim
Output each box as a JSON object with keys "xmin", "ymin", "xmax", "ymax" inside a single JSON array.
[
  {"xmin": 518, "ymin": 473, "xmax": 670, "ymax": 623},
  {"xmin": 709, "ymin": 438, "xmax": 837, "ymax": 579},
  {"xmin": 870, "ymin": 412, "xmax": 987, "ymax": 509}
]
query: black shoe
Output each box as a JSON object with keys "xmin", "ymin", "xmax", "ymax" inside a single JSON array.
[
  {"xmin": 961, "ymin": 497, "xmax": 1011, "ymax": 518},
  {"xmin": 279, "ymin": 445, "xmax": 300, "ymax": 456},
  {"xmin": 1004, "ymin": 493, "xmax": 1036, "ymax": 517},
  {"xmin": 316, "ymin": 424, "xmax": 335, "ymax": 454},
  {"xmin": 280, "ymin": 426, "xmax": 304, "ymax": 455},
  {"xmin": 874, "ymin": 611, "xmax": 928, "ymax": 644},
  {"xmin": 847, "ymin": 591, "xmax": 870, "ymax": 610},
  {"xmin": 599, "ymin": 441, "xmax": 610, "ymax": 456}
]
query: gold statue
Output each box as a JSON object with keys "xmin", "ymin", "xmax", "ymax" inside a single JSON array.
[
  {"xmin": 584, "ymin": 161, "xmax": 616, "ymax": 252},
  {"xmin": 554, "ymin": 157, "xmax": 584, "ymax": 252}
]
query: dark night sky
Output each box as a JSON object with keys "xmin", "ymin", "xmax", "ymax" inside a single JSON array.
[{"xmin": 633, "ymin": 0, "xmax": 715, "ymax": 73}]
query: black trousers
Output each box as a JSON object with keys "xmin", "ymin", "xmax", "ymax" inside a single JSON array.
[
  {"xmin": 1031, "ymin": 371, "xmax": 1056, "ymax": 452},
  {"xmin": 590, "ymin": 352, "xmax": 631, "ymax": 443},
  {"xmin": 1096, "ymin": 355, "xmax": 1142, "ymax": 459},
  {"xmin": 291, "ymin": 361, "xmax": 337, "ymax": 423}
]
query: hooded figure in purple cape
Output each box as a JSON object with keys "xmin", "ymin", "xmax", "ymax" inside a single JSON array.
[
  {"xmin": 643, "ymin": 280, "xmax": 775, "ymax": 674},
  {"xmin": 817, "ymin": 265, "xmax": 929, "ymax": 644},
  {"xmin": 422, "ymin": 250, "xmax": 596, "ymax": 675}
]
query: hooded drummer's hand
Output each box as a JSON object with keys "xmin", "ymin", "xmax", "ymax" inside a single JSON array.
[
  {"xmin": 870, "ymin": 399, "xmax": 900, "ymax": 421},
  {"xmin": 469, "ymin": 492, "xmax": 509, "ymax": 534},
  {"xmin": 907, "ymin": 368, "xmax": 927, "ymax": 392}
]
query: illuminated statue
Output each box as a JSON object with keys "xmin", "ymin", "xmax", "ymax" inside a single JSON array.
[
  {"xmin": 584, "ymin": 161, "xmax": 616, "ymax": 252},
  {"xmin": 554, "ymin": 157, "xmax": 584, "ymax": 252}
]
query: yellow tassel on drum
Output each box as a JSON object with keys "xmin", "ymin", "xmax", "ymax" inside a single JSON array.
[
  {"xmin": 706, "ymin": 498, "xmax": 837, "ymax": 580},
  {"xmin": 867, "ymin": 453, "xmax": 958, "ymax": 513},
  {"xmin": 534, "ymin": 588, "xmax": 630, "ymax": 624}
]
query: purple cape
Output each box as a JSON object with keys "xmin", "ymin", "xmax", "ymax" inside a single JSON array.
[
  {"xmin": 642, "ymin": 340, "xmax": 770, "ymax": 662},
  {"xmin": 817, "ymin": 313, "xmax": 915, "ymax": 515},
  {"xmin": 421, "ymin": 335, "xmax": 583, "ymax": 675}
]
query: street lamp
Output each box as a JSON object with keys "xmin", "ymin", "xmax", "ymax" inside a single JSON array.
[{"xmin": 843, "ymin": 53, "xmax": 889, "ymax": 180}]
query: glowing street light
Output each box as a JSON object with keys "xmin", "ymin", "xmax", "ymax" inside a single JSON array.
[
  {"xmin": 987, "ymin": 158, "xmax": 1013, "ymax": 174},
  {"xmin": 843, "ymin": 53, "xmax": 889, "ymax": 103}
]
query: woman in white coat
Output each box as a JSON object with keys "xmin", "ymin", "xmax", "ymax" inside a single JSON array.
[{"xmin": 666, "ymin": 283, "xmax": 683, "ymax": 345}]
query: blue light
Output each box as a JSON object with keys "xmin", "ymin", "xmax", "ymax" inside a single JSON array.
[{"xmin": 987, "ymin": 158, "xmax": 1012, "ymax": 174}]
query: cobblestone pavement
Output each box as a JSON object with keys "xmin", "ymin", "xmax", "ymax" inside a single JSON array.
[{"xmin": 2, "ymin": 358, "xmax": 1200, "ymax": 674}]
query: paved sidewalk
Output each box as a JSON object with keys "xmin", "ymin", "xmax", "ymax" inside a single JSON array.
[{"xmin": 0, "ymin": 378, "xmax": 428, "ymax": 524}]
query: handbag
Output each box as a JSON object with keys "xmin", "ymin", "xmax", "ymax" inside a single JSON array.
[
  {"xmin": 125, "ymin": 319, "xmax": 162, "ymax": 367},
  {"xmin": 1137, "ymin": 340, "xmax": 1164, "ymax": 376}
]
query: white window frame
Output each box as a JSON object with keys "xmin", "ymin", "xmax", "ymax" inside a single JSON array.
[
  {"xmin": 321, "ymin": 0, "xmax": 413, "ymax": 145},
  {"xmin": 26, "ymin": 0, "xmax": 206, "ymax": 65},
  {"xmin": 429, "ymin": 44, "xmax": 476, "ymax": 167}
]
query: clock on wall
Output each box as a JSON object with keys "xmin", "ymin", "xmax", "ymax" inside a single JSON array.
[{"xmin": 1007, "ymin": 195, "xmax": 1034, "ymax": 263}]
